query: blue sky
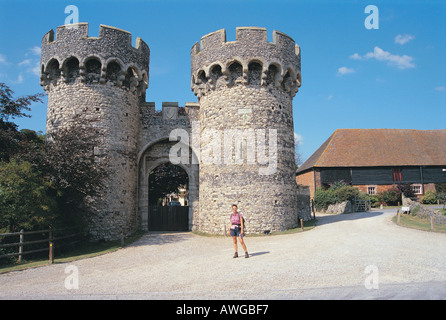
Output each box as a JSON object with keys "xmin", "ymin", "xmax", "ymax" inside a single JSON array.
[{"xmin": 0, "ymin": 0, "xmax": 445, "ymax": 163}]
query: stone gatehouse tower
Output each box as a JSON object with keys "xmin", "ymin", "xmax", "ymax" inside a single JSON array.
[{"xmin": 40, "ymin": 23, "xmax": 305, "ymax": 240}]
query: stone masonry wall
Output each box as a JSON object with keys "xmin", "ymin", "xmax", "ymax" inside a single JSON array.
[
  {"xmin": 41, "ymin": 23, "xmax": 149, "ymax": 240},
  {"xmin": 191, "ymin": 27, "xmax": 307, "ymax": 234}
]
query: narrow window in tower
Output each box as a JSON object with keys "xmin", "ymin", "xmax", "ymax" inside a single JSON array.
[
  {"xmin": 210, "ymin": 64, "xmax": 223, "ymax": 88},
  {"xmin": 46, "ymin": 58, "xmax": 61, "ymax": 81},
  {"xmin": 248, "ymin": 61, "xmax": 262, "ymax": 86},
  {"xmin": 267, "ymin": 64, "xmax": 279, "ymax": 87},
  {"xmin": 106, "ymin": 61, "xmax": 122, "ymax": 83},
  {"xmin": 123, "ymin": 67, "xmax": 138, "ymax": 90},
  {"xmin": 63, "ymin": 57, "xmax": 80, "ymax": 83},
  {"xmin": 210, "ymin": 65, "xmax": 222, "ymax": 80},
  {"xmin": 198, "ymin": 70, "xmax": 207, "ymax": 84},
  {"xmin": 85, "ymin": 58, "xmax": 101, "ymax": 84},
  {"xmin": 281, "ymin": 70, "xmax": 292, "ymax": 92},
  {"xmin": 228, "ymin": 61, "xmax": 242, "ymax": 86}
]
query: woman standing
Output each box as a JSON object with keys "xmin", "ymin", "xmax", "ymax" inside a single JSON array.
[{"xmin": 228, "ymin": 204, "xmax": 249, "ymax": 258}]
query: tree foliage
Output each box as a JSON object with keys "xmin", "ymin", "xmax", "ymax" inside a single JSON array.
[
  {"xmin": 0, "ymin": 160, "xmax": 57, "ymax": 233},
  {"xmin": 149, "ymin": 163, "xmax": 188, "ymax": 205},
  {"xmin": 0, "ymin": 83, "xmax": 44, "ymax": 162},
  {"xmin": 0, "ymin": 82, "xmax": 108, "ymax": 232}
]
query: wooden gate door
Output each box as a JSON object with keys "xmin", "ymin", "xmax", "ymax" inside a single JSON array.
[{"xmin": 148, "ymin": 206, "xmax": 189, "ymax": 231}]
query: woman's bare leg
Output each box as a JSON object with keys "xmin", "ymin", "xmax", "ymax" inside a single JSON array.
[
  {"xmin": 239, "ymin": 237, "xmax": 247, "ymax": 253},
  {"xmin": 232, "ymin": 236, "xmax": 238, "ymax": 252}
]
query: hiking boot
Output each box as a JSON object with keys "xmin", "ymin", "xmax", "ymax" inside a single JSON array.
[
  {"xmin": 233, "ymin": 252, "xmax": 238, "ymax": 258},
  {"xmin": 245, "ymin": 252, "xmax": 249, "ymax": 258}
]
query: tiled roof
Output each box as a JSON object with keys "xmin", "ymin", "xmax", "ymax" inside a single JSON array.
[{"xmin": 297, "ymin": 129, "xmax": 446, "ymax": 173}]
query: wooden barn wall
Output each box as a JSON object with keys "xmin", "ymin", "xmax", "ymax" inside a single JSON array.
[
  {"xmin": 423, "ymin": 167, "xmax": 446, "ymax": 183},
  {"xmin": 320, "ymin": 166, "xmax": 446, "ymax": 185}
]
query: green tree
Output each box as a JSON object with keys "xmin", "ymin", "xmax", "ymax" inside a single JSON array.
[
  {"xmin": 148, "ymin": 163, "xmax": 188, "ymax": 205},
  {"xmin": 0, "ymin": 160, "xmax": 57, "ymax": 233},
  {"xmin": 0, "ymin": 82, "xmax": 44, "ymax": 161},
  {"xmin": 41, "ymin": 122, "xmax": 109, "ymax": 228}
]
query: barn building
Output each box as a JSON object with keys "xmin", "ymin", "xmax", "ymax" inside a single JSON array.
[{"xmin": 296, "ymin": 129, "xmax": 446, "ymax": 199}]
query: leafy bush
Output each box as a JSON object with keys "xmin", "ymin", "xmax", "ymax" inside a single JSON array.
[
  {"xmin": 396, "ymin": 183, "xmax": 415, "ymax": 198},
  {"xmin": 378, "ymin": 187, "xmax": 401, "ymax": 206},
  {"xmin": 328, "ymin": 180, "xmax": 349, "ymax": 190},
  {"xmin": 313, "ymin": 187, "xmax": 337, "ymax": 211},
  {"xmin": 334, "ymin": 185, "xmax": 360, "ymax": 203},
  {"xmin": 435, "ymin": 183, "xmax": 446, "ymax": 194},
  {"xmin": 313, "ymin": 182, "xmax": 363, "ymax": 211},
  {"xmin": 421, "ymin": 190, "xmax": 437, "ymax": 204}
]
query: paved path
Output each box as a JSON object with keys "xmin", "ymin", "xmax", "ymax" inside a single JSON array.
[{"xmin": 1, "ymin": 209, "xmax": 445, "ymax": 299}]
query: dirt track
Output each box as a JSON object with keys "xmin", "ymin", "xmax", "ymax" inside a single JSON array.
[{"xmin": 1, "ymin": 209, "xmax": 445, "ymax": 299}]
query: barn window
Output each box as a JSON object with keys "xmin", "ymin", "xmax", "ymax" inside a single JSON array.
[
  {"xmin": 367, "ymin": 186, "xmax": 377, "ymax": 195},
  {"xmin": 411, "ymin": 184, "xmax": 422, "ymax": 195}
]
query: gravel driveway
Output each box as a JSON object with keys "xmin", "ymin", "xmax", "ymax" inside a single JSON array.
[{"xmin": 1, "ymin": 208, "xmax": 445, "ymax": 300}]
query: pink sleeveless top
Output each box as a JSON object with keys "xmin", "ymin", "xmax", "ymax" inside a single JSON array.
[{"xmin": 230, "ymin": 212, "xmax": 243, "ymax": 229}]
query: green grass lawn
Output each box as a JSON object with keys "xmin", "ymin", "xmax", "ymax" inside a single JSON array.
[
  {"xmin": 393, "ymin": 214, "xmax": 446, "ymax": 233},
  {"xmin": 0, "ymin": 230, "xmax": 145, "ymax": 274}
]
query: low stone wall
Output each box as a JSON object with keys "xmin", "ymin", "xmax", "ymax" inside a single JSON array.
[
  {"xmin": 402, "ymin": 196, "xmax": 446, "ymax": 225},
  {"xmin": 325, "ymin": 201, "xmax": 352, "ymax": 214},
  {"xmin": 417, "ymin": 206, "xmax": 446, "ymax": 225}
]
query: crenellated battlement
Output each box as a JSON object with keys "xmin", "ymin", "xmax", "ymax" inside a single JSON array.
[
  {"xmin": 40, "ymin": 23, "xmax": 150, "ymax": 95},
  {"xmin": 42, "ymin": 23, "xmax": 148, "ymax": 51},
  {"xmin": 191, "ymin": 27, "xmax": 299, "ymax": 56},
  {"xmin": 191, "ymin": 27, "xmax": 301, "ymax": 99}
]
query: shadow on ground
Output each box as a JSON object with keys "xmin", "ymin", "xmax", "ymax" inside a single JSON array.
[
  {"xmin": 127, "ymin": 231, "xmax": 193, "ymax": 247},
  {"xmin": 315, "ymin": 210, "xmax": 385, "ymax": 226}
]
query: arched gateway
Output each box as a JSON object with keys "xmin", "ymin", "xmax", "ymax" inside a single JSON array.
[{"xmin": 137, "ymin": 136, "xmax": 199, "ymax": 232}]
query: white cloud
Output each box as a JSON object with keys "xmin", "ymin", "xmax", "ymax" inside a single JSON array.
[
  {"xmin": 29, "ymin": 61, "xmax": 40, "ymax": 76},
  {"xmin": 350, "ymin": 46, "xmax": 415, "ymax": 70},
  {"xmin": 11, "ymin": 73, "xmax": 24, "ymax": 84},
  {"xmin": 435, "ymin": 86, "xmax": 446, "ymax": 92},
  {"xmin": 18, "ymin": 46, "xmax": 42, "ymax": 77},
  {"xmin": 0, "ymin": 54, "xmax": 7, "ymax": 64},
  {"xmin": 27, "ymin": 46, "xmax": 41, "ymax": 56},
  {"xmin": 337, "ymin": 66, "xmax": 355, "ymax": 75},
  {"xmin": 395, "ymin": 34, "xmax": 415, "ymax": 45},
  {"xmin": 350, "ymin": 53, "xmax": 362, "ymax": 60},
  {"xmin": 294, "ymin": 133, "xmax": 303, "ymax": 146},
  {"xmin": 18, "ymin": 59, "xmax": 31, "ymax": 66}
]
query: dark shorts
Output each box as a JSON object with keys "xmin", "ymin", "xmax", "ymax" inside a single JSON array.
[{"xmin": 230, "ymin": 227, "xmax": 243, "ymax": 238}]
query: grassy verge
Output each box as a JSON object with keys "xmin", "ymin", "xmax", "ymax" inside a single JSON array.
[
  {"xmin": 0, "ymin": 230, "xmax": 145, "ymax": 274},
  {"xmin": 392, "ymin": 214, "xmax": 446, "ymax": 233}
]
